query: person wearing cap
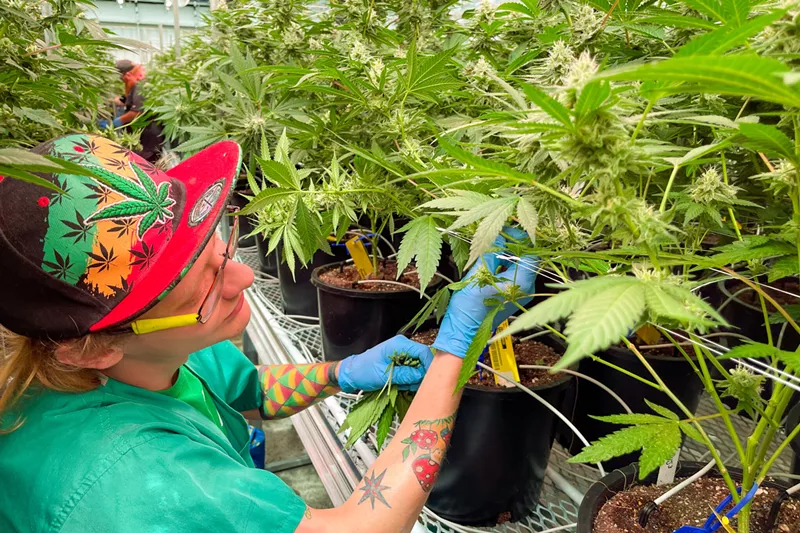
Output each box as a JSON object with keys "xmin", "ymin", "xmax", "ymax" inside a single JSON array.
[
  {"xmin": 0, "ymin": 134, "xmax": 536, "ymax": 532},
  {"xmin": 99, "ymin": 59, "xmax": 164, "ymax": 163}
]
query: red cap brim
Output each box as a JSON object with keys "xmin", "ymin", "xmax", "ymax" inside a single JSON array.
[{"xmin": 89, "ymin": 141, "xmax": 242, "ymax": 332}]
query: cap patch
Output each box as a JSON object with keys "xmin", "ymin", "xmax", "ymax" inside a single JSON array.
[{"xmin": 188, "ymin": 179, "xmax": 225, "ymax": 227}]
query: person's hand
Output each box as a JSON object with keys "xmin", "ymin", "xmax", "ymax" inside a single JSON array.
[
  {"xmin": 98, "ymin": 117, "xmax": 123, "ymax": 130},
  {"xmin": 432, "ymin": 229, "xmax": 537, "ymax": 358},
  {"xmin": 337, "ymin": 335, "xmax": 434, "ymax": 393}
]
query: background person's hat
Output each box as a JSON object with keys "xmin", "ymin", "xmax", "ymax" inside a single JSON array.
[
  {"xmin": 0, "ymin": 133, "xmax": 242, "ymax": 340},
  {"xmin": 115, "ymin": 59, "xmax": 135, "ymax": 75}
]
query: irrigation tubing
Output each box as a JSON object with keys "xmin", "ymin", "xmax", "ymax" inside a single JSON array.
[
  {"xmin": 517, "ymin": 364, "xmax": 633, "ymax": 415},
  {"xmin": 475, "ymin": 361, "xmax": 607, "ymax": 476}
]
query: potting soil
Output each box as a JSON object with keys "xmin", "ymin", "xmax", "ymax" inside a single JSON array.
[
  {"xmin": 467, "ymin": 340, "xmax": 564, "ymax": 388},
  {"xmin": 410, "ymin": 328, "xmax": 438, "ymax": 346},
  {"xmin": 318, "ymin": 262, "xmax": 421, "ymax": 292},
  {"xmin": 593, "ymin": 477, "xmax": 799, "ymax": 533},
  {"xmin": 411, "ymin": 329, "xmax": 564, "ymax": 388}
]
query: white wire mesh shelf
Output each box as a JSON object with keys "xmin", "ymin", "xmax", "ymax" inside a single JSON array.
[{"xmin": 238, "ymin": 247, "xmax": 797, "ymax": 533}]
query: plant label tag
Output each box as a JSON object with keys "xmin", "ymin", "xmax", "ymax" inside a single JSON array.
[
  {"xmin": 636, "ymin": 324, "xmax": 661, "ymax": 345},
  {"xmin": 489, "ymin": 320, "xmax": 519, "ymax": 388},
  {"xmin": 346, "ymin": 236, "xmax": 373, "ymax": 279},
  {"xmin": 656, "ymin": 448, "xmax": 680, "ymax": 486}
]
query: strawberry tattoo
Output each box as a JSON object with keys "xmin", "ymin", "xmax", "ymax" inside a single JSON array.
[
  {"xmin": 441, "ymin": 427, "xmax": 452, "ymax": 446},
  {"xmin": 412, "ymin": 455, "xmax": 440, "ymax": 492},
  {"xmin": 410, "ymin": 429, "xmax": 438, "ymax": 449},
  {"xmin": 400, "ymin": 415, "xmax": 455, "ymax": 492}
]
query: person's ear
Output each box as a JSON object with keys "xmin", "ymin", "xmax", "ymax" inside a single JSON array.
[{"xmin": 54, "ymin": 339, "xmax": 124, "ymax": 370}]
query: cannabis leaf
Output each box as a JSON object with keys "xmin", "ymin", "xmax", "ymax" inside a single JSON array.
[
  {"xmin": 83, "ymin": 163, "xmax": 175, "ymax": 239},
  {"xmin": 736, "ymin": 123, "xmax": 799, "ymax": 166},
  {"xmin": 396, "ymin": 216, "xmax": 443, "ymax": 290},
  {"xmin": 457, "ymin": 307, "xmax": 500, "ymax": 390},
  {"xmin": 569, "ymin": 402, "xmax": 691, "ymax": 479},
  {"xmin": 719, "ymin": 341, "xmax": 800, "ymax": 374},
  {"xmin": 494, "ymin": 276, "xmax": 726, "ymax": 369},
  {"xmin": 561, "ymin": 283, "xmax": 647, "ymax": 369}
]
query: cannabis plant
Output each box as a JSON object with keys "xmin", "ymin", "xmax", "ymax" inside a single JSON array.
[{"xmin": 0, "ymin": 0, "xmax": 131, "ymax": 148}]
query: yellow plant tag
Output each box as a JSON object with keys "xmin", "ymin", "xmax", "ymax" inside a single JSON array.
[
  {"xmin": 346, "ymin": 236, "xmax": 373, "ymax": 279},
  {"xmin": 489, "ymin": 320, "xmax": 519, "ymax": 387},
  {"xmin": 635, "ymin": 324, "xmax": 661, "ymax": 345}
]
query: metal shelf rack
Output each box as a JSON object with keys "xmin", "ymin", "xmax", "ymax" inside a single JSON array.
[{"xmin": 238, "ymin": 246, "xmax": 796, "ymax": 533}]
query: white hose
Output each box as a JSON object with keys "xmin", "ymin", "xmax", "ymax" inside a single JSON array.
[
  {"xmin": 517, "ymin": 365, "xmax": 633, "ymax": 414},
  {"xmin": 654, "ymin": 458, "xmax": 717, "ymax": 505},
  {"xmin": 475, "ymin": 361, "xmax": 606, "ymax": 476}
]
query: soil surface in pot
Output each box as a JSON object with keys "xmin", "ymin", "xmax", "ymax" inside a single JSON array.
[
  {"xmin": 318, "ymin": 262, "xmax": 421, "ymax": 292},
  {"xmin": 410, "ymin": 329, "xmax": 563, "ymax": 388},
  {"xmin": 731, "ymin": 278, "xmax": 799, "ymax": 311},
  {"xmin": 594, "ymin": 477, "xmax": 799, "ymax": 533}
]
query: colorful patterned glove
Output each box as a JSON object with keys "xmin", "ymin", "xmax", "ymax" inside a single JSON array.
[
  {"xmin": 432, "ymin": 229, "xmax": 537, "ymax": 358},
  {"xmin": 337, "ymin": 335, "xmax": 434, "ymax": 393}
]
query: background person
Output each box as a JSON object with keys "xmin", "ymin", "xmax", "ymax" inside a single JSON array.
[{"xmin": 99, "ymin": 59, "xmax": 164, "ymax": 163}]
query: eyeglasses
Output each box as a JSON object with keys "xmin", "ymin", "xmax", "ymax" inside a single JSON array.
[{"xmin": 129, "ymin": 205, "xmax": 241, "ymax": 335}]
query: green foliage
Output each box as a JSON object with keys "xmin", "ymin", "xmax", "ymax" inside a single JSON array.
[
  {"xmin": 339, "ymin": 353, "xmax": 419, "ymax": 449},
  {"xmin": 569, "ymin": 402, "xmax": 693, "ymax": 479},
  {"xmin": 496, "ymin": 275, "xmax": 725, "ymax": 369},
  {"xmin": 457, "ymin": 306, "xmax": 500, "ymax": 390},
  {"xmin": 396, "ymin": 216, "xmax": 443, "ymax": 289},
  {"xmin": 145, "ymin": 0, "xmax": 800, "ymax": 519},
  {"xmin": 719, "ymin": 341, "xmax": 800, "ymax": 374},
  {"xmin": 0, "ymin": 1, "xmax": 135, "ymax": 148}
]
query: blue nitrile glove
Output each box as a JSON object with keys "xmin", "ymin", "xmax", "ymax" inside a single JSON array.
[
  {"xmin": 337, "ymin": 335, "xmax": 435, "ymax": 393},
  {"xmin": 98, "ymin": 117, "xmax": 123, "ymax": 129},
  {"xmin": 432, "ymin": 228, "xmax": 537, "ymax": 358}
]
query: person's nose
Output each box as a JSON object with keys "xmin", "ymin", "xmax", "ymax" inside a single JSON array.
[{"xmin": 221, "ymin": 260, "xmax": 254, "ymax": 300}]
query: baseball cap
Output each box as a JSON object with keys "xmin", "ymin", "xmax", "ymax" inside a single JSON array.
[
  {"xmin": 115, "ymin": 59, "xmax": 135, "ymax": 75},
  {"xmin": 0, "ymin": 133, "xmax": 242, "ymax": 340}
]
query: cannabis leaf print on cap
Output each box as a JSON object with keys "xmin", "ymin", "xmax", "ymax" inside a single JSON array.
[{"xmin": 83, "ymin": 163, "xmax": 176, "ymax": 240}]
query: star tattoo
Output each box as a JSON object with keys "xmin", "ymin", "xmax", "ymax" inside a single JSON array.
[{"xmin": 357, "ymin": 468, "xmax": 391, "ymax": 510}]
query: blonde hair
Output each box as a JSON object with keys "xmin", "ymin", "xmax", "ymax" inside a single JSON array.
[{"xmin": 0, "ymin": 326, "xmax": 122, "ymax": 434}]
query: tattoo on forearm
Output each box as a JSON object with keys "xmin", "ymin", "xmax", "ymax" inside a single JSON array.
[
  {"xmin": 358, "ymin": 468, "xmax": 392, "ymax": 509},
  {"xmin": 400, "ymin": 415, "xmax": 455, "ymax": 492},
  {"xmin": 259, "ymin": 363, "xmax": 339, "ymax": 419}
]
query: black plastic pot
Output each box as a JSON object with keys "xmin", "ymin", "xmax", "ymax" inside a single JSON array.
[
  {"xmin": 718, "ymin": 278, "xmax": 800, "ymax": 351},
  {"xmin": 277, "ymin": 243, "xmax": 352, "ymax": 320},
  {"xmin": 577, "ymin": 461, "xmax": 789, "ymax": 533},
  {"xmin": 557, "ymin": 344, "xmax": 704, "ymax": 471},
  {"xmin": 254, "ymin": 234, "xmax": 278, "ymax": 277},
  {"xmin": 425, "ymin": 334, "xmax": 574, "ymax": 526},
  {"xmin": 311, "ymin": 261, "xmax": 440, "ymax": 361},
  {"xmin": 229, "ymin": 188, "xmax": 256, "ymax": 248}
]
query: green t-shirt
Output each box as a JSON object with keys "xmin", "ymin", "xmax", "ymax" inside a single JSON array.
[
  {"xmin": 0, "ymin": 341, "xmax": 306, "ymax": 533},
  {"xmin": 159, "ymin": 366, "xmax": 224, "ymax": 431}
]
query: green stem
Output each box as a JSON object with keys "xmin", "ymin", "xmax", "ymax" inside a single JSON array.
[
  {"xmin": 659, "ymin": 164, "xmax": 679, "ymax": 213},
  {"xmin": 590, "ymin": 353, "xmax": 662, "ymax": 390},
  {"xmin": 692, "ymin": 343, "xmax": 747, "ymax": 464},
  {"xmin": 625, "ymin": 339, "xmax": 740, "ymax": 498},
  {"xmin": 720, "ymin": 151, "xmax": 743, "ymax": 240},
  {"xmin": 758, "ymin": 411, "xmax": 800, "ymax": 482},
  {"xmin": 631, "ymin": 100, "xmax": 653, "ymax": 142},
  {"xmin": 759, "ymin": 292, "xmax": 774, "ymax": 347}
]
